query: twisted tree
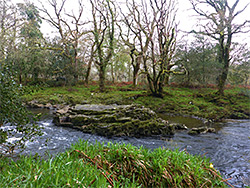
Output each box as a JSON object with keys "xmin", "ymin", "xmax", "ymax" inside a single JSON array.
[{"xmin": 122, "ymin": 0, "xmax": 183, "ymax": 97}]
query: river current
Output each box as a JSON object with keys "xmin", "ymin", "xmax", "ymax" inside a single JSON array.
[{"xmin": 7, "ymin": 109, "xmax": 250, "ymax": 187}]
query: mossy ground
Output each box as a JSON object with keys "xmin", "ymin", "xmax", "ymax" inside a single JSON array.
[
  {"xmin": 0, "ymin": 140, "xmax": 228, "ymax": 187},
  {"xmin": 23, "ymin": 83, "xmax": 250, "ymax": 121}
]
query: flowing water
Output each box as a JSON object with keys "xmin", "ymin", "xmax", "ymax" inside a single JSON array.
[{"xmin": 6, "ymin": 109, "xmax": 250, "ymax": 187}]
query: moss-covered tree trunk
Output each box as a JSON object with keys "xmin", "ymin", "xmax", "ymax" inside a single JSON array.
[
  {"xmin": 91, "ymin": 0, "xmax": 115, "ymax": 92},
  {"xmin": 217, "ymin": 53, "xmax": 230, "ymax": 95},
  {"xmin": 132, "ymin": 68, "xmax": 139, "ymax": 87},
  {"xmin": 132, "ymin": 54, "xmax": 141, "ymax": 88},
  {"xmin": 85, "ymin": 44, "xmax": 95, "ymax": 84},
  {"xmin": 99, "ymin": 64, "xmax": 106, "ymax": 92},
  {"xmin": 85, "ymin": 60, "xmax": 92, "ymax": 84},
  {"xmin": 217, "ymin": 21, "xmax": 232, "ymax": 95}
]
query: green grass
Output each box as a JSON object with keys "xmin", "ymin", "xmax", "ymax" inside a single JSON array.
[
  {"xmin": 22, "ymin": 84, "xmax": 250, "ymax": 121},
  {"xmin": 0, "ymin": 140, "xmax": 228, "ymax": 187}
]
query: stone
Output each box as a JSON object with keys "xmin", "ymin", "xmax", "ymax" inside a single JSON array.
[
  {"xmin": 44, "ymin": 103, "xmax": 52, "ymax": 109},
  {"xmin": 26, "ymin": 100, "xmax": 42, "ymax": 108},
  {"xmin": 188, "ymin": 127, "xmax": 216, "ymax": 135},
  {"xmin": 26, "ymin": 101, "xmax": 54, "ymax": 109},
  {"xmin": 169, "ymin": 123, "xmax": 188, "ymax": 130},
  {"xmin": 54, "ymin": 106, "xmax": 70, "ymax": 115},
  {"xmin": 53, "ymin": 104, "xmax": 175, "ymax": 137}
]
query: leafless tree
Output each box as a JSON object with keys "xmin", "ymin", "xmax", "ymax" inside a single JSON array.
[
  {"xmin": 122, "ymin": 0, "xmax": 182, "ymax": 97},
  {"xmin": 190, "ymin": 0, "xmax": 250, "ymax": 95},
  {"xmin": 90, "ymin": 0, "xmax": 115, "ymax": 92},
  {"xmin": 117, "ymin": 22, "xmax": 142, "ymax": 87},
  {"xmin": 39, "ymin": 0, "xmax": 89, "ymax": 82}
]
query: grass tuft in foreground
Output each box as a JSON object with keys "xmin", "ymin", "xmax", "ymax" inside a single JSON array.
[{"xmin": 0, "ymin": 140, "xmax": 231, "ymax": 187}]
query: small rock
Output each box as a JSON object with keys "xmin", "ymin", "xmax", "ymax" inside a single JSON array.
[
  {"xmin": 188, "ymin": 127, "xmax": 216, "ymax": 135},
  {"xmin": 169, "ymin": 123, "xmax": 188, "ymax": 130},
  {"xmin": 44, "ymin": 103, "xmax": 52, "ymax": 109},
  {"xmin": 36, "ymin": 104, "xmax": 44, "ymax": 108},
  {"xmin": 55, "ymin": 106, "xmax": 70, "ymax": 115}
]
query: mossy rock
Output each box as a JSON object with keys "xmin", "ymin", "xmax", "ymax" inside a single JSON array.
[
  {"xmin": 54, "ymin": 104, "xmax": 175, "ymax": 137},
  {"xmin": 188, "ymin": 127, "xmax": 216, "ymax": 135},
  {"xmin": 74, "ymin": 119, "xmax": 174, "ymax": 137}
]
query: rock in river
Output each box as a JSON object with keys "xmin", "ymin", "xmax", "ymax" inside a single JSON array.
[
  {"xmin": 188, "ymin": 127, "xmax": 216, "ymax": 135},
  {"xmin": 53, "ymin": 104, "xmax": 175, "ymax": 137}
]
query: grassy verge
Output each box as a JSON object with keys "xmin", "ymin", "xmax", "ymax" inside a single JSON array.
[
  {"xmin": 0, "ymin": 140, "xmax": 229, "ymax": 187},
  {"xmin": 22, "ymin": 84, "xmax": 250, "ymax": 121}
]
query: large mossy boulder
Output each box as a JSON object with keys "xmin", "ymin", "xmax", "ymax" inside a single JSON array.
[{"xmin": 53, "ymin": 104, "xmax": 175, "ymax": 137}]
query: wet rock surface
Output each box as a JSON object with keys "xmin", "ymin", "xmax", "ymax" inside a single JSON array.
[
  {"xmin": 188, "ymin": 127, "xmax": 216, "ymax": 135},
  {"xmin": 53, "ymin": 104, "xmax": 175, "ymax": 137}
]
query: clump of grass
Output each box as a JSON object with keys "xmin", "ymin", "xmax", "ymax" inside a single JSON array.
[{"xmin": 1, "ymin": 140, "xmax": 230, "ymax": 187}]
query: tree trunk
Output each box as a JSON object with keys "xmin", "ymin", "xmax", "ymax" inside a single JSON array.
[
  {"xmin": 217, "ymin": 30, "xmax": 231, "ymax": 95},
  {"xmin": 165, "ymin": 75, "xmax": 170, "ymax": 85},
  {"xmin": 111, "ymin": 62, "xmax": 115, "ymax": 83},
  {"xmin": 132, "ymin": 62, "xmax": 140, "ymax": 87},
  {"xmin": 85, "ymin": 44, "xmax": 95, "ymax": 84},
  {"xmin": 132, "ymin": 72, "xmax": 138, "ymax": 87},
  {"xmin": 85, "ymin": 60, "xmax": 92, "ymax": 84},
  {"xmin": 99, "ymin": 65, "xmax": 105, "ymax": 92},
  {"xmin": 217, "ymin": 55, "xmax": 230, "ymax": 95},
  {"xmin": 73, "ymin": 58, "xmax": 78, "ymax": 82},
  {"xmin": 130, "ymin": 50, "xmax": 139, "ymax": 87},
  {"xmin": 158, "ymin": 75, "xmax": 165, "ymax": 97}
]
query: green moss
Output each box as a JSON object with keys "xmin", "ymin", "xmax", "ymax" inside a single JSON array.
[
  {"xmin": 22, "ymin": 85, "xmax": 250, "ymax": 121},
  {"xmin": 99, "ymin": 114, "xmax": 117, "ymax": 123}
]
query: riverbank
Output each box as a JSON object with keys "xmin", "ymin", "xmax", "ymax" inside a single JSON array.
[
  {"xmin": 22, "ymin": 84, "xmax": 250, "ymax": 121},
  {"xmin": 2, "ymin": 84, "xmax": 249, "ymax": 187},
  {"xmin": 0, "ymin": 140, "xmax": 229, "ymax": 187}
]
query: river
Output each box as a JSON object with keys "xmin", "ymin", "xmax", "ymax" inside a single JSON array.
[{"xmin": 7, "ymin": 108, "xmax": 250, "ymax": 187}]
